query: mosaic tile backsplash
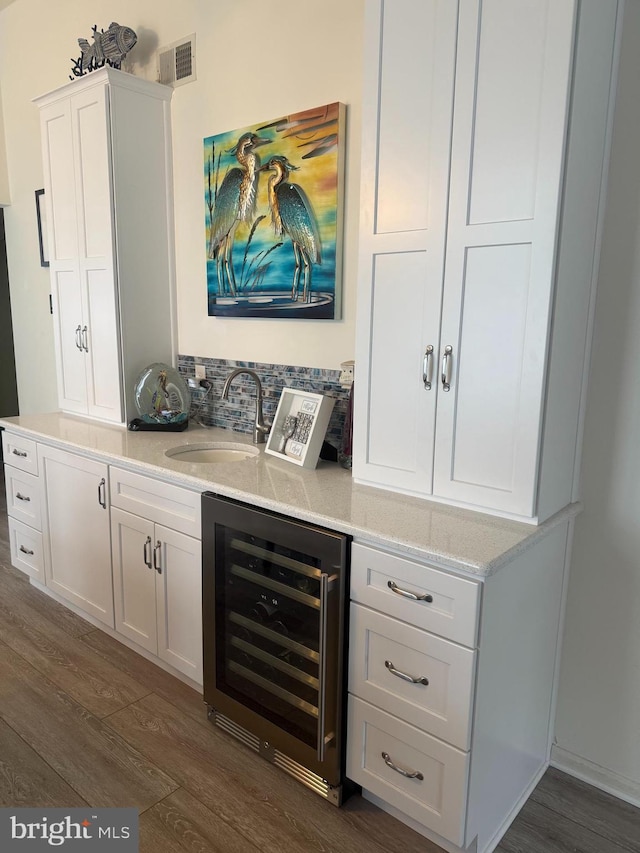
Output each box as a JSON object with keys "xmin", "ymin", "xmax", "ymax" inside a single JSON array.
[{"xmin": 176, "ymin": 356, "xmax": 352, "ymax": 453}]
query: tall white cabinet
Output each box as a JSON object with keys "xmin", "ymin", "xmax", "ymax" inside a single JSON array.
[
  {"xmin": 34, "ymin": 68, "xmax": 176, "ymax": 425},
  {"xmin": 353, "ymin": 0, "xmax": 621, "ymax": 522}
]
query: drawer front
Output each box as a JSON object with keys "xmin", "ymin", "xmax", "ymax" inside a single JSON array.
[
  {"xmin": 8, "ymin": 517, "xmax": 44, "ymax": 583},
  {"xmin": 349, "ymin": 603, "xmax": 476, "ymax": 749},
  {"xmin": 2, "ymin": 432, "xmax": 38, "ymax": 475},
  {"xmin": 347, "ymin": 696, "xmax": 468, "ymax": 846},
  {"xmin": 5, "ymin": 466, "xmax": 42, "ymax": 530},
  {"xmin": 110, "ymin": 467, "xmax": 201, "ymax": 538},
  {"xmin": 351, "ymin": 543, "xmax": 480, "ymax": 647}
]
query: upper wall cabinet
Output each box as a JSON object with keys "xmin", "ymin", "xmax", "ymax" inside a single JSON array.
[
  {"xmin": 353, "ymin": 0, "xmax": 621, "ymax": 521},
  {"xmin": 34, "ymin": 69, "xmax": 176, "ymax": 425}
]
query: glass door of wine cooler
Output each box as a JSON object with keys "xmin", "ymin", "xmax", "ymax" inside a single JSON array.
[{"xmin": 202, "ymin": 493, "xmax": 349, "ymax": 789}]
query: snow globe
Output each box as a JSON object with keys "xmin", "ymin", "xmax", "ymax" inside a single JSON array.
[{"xmin": 129, "ymin": 363, "xmax": 190, "ymax": 431}]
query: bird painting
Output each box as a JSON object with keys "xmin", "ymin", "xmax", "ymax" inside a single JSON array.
[
  {"xmin": 207, "ymin": 132, "xmax": 270, "ymax": 296},
  {"xmin": 259, "ymin": 155, "xmax": 321, "ymax": 303},
  {"xmin": 204, "ymin": 103, "xmax": 344, "ymax": 318}
]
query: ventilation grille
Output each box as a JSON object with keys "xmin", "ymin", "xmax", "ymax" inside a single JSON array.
[{"xmin": 158, "ymin": 34, "xmax": 196, "ymax": 87}]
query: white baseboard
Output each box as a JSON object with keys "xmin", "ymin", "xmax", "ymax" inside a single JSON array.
[{"xmin": 551, "ymin": 745, "xmax": 640, "ymax": 809}]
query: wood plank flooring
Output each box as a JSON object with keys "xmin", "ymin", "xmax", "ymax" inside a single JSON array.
[{"xmin": 0, "ymin": 467, "xmax": 638, "ymax": 852}]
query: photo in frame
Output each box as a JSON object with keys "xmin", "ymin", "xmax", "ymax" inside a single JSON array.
[
  {"xmin": 35, "ymin": 188, "xmax": 49, "ymax": 268},
  {"xmin": 265, "ymin": 389, "xmax": 335, "ymax": 469},
  {"xmin": 204, "ymin": 103, "xmax": 345, "ymax": 319}
]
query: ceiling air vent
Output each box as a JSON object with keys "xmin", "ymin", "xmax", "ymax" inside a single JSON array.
[{"xmin": 158, "ymin": 34, "xmax": 196, "ymax": 87}]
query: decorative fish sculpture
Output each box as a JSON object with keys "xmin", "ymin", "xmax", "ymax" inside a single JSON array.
[{"xmin": 77, "ymin": 22, "xmax": 137, "ymax": 72}]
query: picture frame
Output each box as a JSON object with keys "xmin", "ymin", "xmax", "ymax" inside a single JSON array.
[
  {"xmin": 34, "ymin": 189, "xmax": 49, "ymax": 268},
  {"xmin": 265, "ymin": 389, "xmax": 335, "ymax": 469}
]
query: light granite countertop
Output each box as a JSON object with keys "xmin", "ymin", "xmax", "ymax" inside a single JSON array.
[{"xmin": 0, "ymin": 412, "xmax": 578, "ymax": 578}]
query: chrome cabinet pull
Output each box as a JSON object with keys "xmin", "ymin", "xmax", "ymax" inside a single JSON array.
[
  {"xmin": 422, "ymin": 345, "xmax": 434, "ymax": 390},
  {"xmin": 19, "ymin": 545, "xmax": 35, "ymax": 556},
  {"xmin": 317, "ymin": 571, "xmax": 329, "ymax": 761},
  {"xmin": 385, "ymin": 659, "xmax": 429, "ymax": 686},
  {"xmin": 387, "ymin": 580, "xmax": 433, "ymax": 603},
  {"xmin": 381, "ymin": 752, "xmax": 424, "ymax": 781},
  {"xmin": 15, "ymin": 492, "xmax": 31, "ymax": 502},
  {"xmin": 75, "ymin": 325, "xmax": 83, "ymax": 350},
  {"xmin": 81, "ymin": 325, "xmax": 89, "ymax": 352},
  {"xmin": 12, "ymin": 449, "xmax": 27, "ymax": 458},
  {"xmin": 153, "ymin": 541, "xmax": 162, "ymax": 574},
  {"xmin": 441, "ymin": 345, "xmax": 453, "ymax": 391},
  {"xmin": 143, "ymin": 536, "xmax": 152, "ymax": 569},
  {"xmin": 97, "ymin": 478, "xmax": 107, "ymax": 509}
]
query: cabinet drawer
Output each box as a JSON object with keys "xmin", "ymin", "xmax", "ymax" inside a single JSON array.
[
  {"xmin": 349, "ymin": 603, "xmax": 475, "ymax": 750},
  {"xmin": 351, "ymin": 543, "xmax": 480, "ymax": 647},
  {"xmin": 110, "ymin": 467, "xmax": 201, "ymax": 538},
  {"xmin": 5, "ymin": 466, "xmax": 42, "ymax": 530},
  {"xmin": 347, "ymin": 696, "xmax": 468, "ymax": 846},
  {"xmin": 2, "ymin": 433, "xmax": 38, "ymax": 475},
  {"xmin": 8, "ymin": 517, "xmax": 44, "ymax": 583}
]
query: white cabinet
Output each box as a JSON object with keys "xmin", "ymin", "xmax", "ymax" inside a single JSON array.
[
  {"xmin": 35, "ymin": 68, "xmax": 176, "ymax": 425},
  {"xmin": 347, "ymin": 527, "xmax": 571, "ymax": 853},
  {"xmin": 2, "ymin": 431, "xmax": 44, "ymax": 583},
  {"xmin": 110, "ymin": 469, "xmax": 202, "ymax": 684},
  {"xmin": 353, "ymin": 0, "xmax": 621, "ymax": 521},
  {"xmin": 38, "ymin": 444, "xmax": 113, "ymax": 627}
]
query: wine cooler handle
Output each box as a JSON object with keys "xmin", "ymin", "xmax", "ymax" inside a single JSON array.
[{"xmin": 317, "ymin": 571, "xmax": 329, "ymax": 762}]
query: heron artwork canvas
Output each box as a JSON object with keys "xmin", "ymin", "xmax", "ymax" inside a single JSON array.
[{"xmin": 204, "ymin": 102, "xmax": 345, "ymax": 319}]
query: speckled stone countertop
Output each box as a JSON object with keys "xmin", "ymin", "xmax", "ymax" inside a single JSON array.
[{"xmin": 0, "ymin": 412, "xmax": 579, "ymax": 578}]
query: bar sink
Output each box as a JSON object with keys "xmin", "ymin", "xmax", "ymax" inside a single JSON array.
[{"xmin": 165, "ymin": 442, "xmax": 260, "ymax": 463}]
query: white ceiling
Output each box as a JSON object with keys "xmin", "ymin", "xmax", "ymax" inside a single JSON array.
[{"xmin": 0, "ymin": 0, "xmax": 16, "ymax": 10}]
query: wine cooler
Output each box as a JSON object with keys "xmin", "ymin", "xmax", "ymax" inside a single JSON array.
[{"xmin": 201, "ymin": 492, "xmax": 351, "ymax": 804}]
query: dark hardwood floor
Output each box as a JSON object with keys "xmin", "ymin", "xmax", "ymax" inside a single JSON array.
[{"xmin": 0, "ymin": 467, "xmax": 638, "ymax": 852}]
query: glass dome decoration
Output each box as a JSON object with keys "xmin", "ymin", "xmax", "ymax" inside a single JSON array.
[{"xmin": 130, "ymin": 363, "xmax": 190, "ymax": 431}]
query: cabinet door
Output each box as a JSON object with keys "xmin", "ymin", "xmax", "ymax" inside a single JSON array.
[
  {"xmin": 155, "ymin": 524, "xmax": 203, "ymax": 684},
  {"xmin": 353, "ymin": 0, "xmax": 458, "ymax": 495},
  {"xmin": 71, "ymin": 84, "xmax": 122, "ymax": 424},
  {"xmin": 39, "ymin": 445, "xmax": 113, "ymax": 627},
  {"xmin": 432, "ymin": 0, "xmax": 577, "ymax": 516},
  {"xmin": 40, "ymin": 99, "xmax": 87, "ymax": 414},
  {"xmin": 111, "ymin": 506, "xmax": 157, "ymax": 654}
]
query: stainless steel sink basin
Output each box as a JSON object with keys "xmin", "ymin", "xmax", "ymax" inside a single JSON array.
[{"xmin": 165, "ymin": 442, "xmax": 260, "ymax": 463}]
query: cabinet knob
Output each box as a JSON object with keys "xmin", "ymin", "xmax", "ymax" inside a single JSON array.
[
  {"xmin": 422, "ymin": 345, "xmax": 434, "ymax": 390},
  {"xmin": 75, "ymin": 325, "xmax": 83, "ymax": 351},
  {"xmin": 97, "ymin": 478, "xmax": 107, "ymax": 509},
  {"xmin": 387, "ymin": 580, "xmax": 433, "ymax": 603},
  {"xmin": 153, "ymin": 540, "xmax": 162, "ymax": 574},
  {"xmin": 384, "ymin": 659, "xmax": 429, "ymax": 686},
  {"xmin": 381, "ymin": 752, "xmax": 424, "ymax": 781},
  {"xmin": 441, "ymin": 345, "xmax": 453, "ymax": 391},
  {"xmin": 143, "ymin": 536, "xmax": 153, "ymax": 569},
  {"xmin": 15, "ymin": 492, "xmax": 31, "ymax": 502}
]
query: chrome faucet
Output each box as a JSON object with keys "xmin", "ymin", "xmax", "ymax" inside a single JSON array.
[{"xmin": 220, "ymin": 368, "xmax": 270, "ymax": 444}]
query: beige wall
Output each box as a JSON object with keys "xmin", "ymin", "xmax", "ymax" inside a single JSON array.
[{"xmin": 0, "ymin": 0, "xmax": 363, "ymax": 414}]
